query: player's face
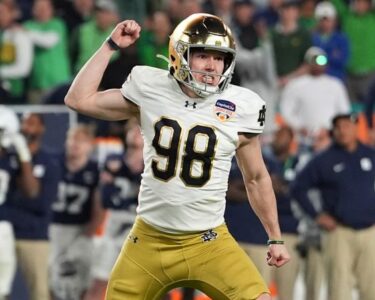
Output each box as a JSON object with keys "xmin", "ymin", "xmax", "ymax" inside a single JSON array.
[
  {"xmin": 280, "ymin": 5, "xmax": 299, "ymax": 22},
  {"xmin": 310, "ymin": 63, "xmax": 326, "ymax": 76},
  {"xmin": 95, "ymin": 9, "xmax": 118, "ymax": 30},
  {"xmin": 271, "ymin": 127, "xmax": 293, "ymax": 155},
  {"xmin": 332, "ymin": 119, "xmax": 357, "ymax": 148},
  {"xmin": 33, "ymin": 0, "xmax": 54, "ymax": 22},
  {"xmin": 318, "ymin": 17, "xmax": 336, "ymax": 33},
  {"xmin": 65, "ymin": 131, "xmax": 93, "ymax": 158},
  {"xmin": 74, "ymin": 0, "xmax": 94, "ymax": 12},
  {"xmin": 353, "ymin": 0, "xmax": 371, "ymax": 14},
  {"xmin": 189, "ymin": 50, "xmax": 225, "ymax": 87},
  {"xmin": 0, "ymin": 3, "xmax": 13, "ymax": 28},
  {"xmin": 21, "ymin": 114, "xmax": 44, "ymax": 144}
]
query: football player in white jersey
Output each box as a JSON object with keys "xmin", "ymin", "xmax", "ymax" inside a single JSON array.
[{"xmin": 65, "ymin": 13, "xmax": 290, "ymax": 300}]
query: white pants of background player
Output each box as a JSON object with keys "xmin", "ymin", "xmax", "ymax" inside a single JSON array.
[
  {"xmin": 49, "ymin": 224, "xmax": 94, "ymax": 300},
  {"xmin": 92, "ymin": 210, "xmax": 136, "ymax": 280},
  {"xmin": 0, "ymin": 221, "xmax": 16, "ymax": 300}
]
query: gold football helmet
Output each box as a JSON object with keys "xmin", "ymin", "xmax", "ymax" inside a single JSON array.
[{"xmin": 169, "ymin": 13, "xmax": 236, "ymax": 97}]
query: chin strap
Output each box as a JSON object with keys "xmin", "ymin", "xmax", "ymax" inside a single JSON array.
[{"xmin": 192, "ymin": 81, "xmax": 219, "ymax": 97}]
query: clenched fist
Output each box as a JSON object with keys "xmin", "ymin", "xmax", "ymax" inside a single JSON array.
[
  {"xmin": 266, "ymin": 244, "xmax": 291, "ymax": 268},
  {"xmin": 109, "ymin": 20, "xmax": 141, "ymax": 49}
]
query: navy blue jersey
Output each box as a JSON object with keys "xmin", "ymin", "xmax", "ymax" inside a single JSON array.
[
  {"xmin": 101, "ymin": 153, "xmax": 141, "ymax": 210},
  {"xmin": 4, "ymin": 148, "xmax": 61, "ymax": 239},
  {"xmin": 52, "ymin": 154, "xmax": 99, "ymax": 225},
  {"xmin": 0, "ymin": 151, "xmax": 20, "ymax": 219},
  {"xmin": 292, "ymin": 142, "xmax": 375, "ymax": 229},
  {"xmin": 263, "ymin": 153, "xmax": 299, "ymax": 234}
]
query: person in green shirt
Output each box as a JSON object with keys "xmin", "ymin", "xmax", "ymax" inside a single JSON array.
[
  {"xmin": 137, "ymin": 10, "xmax": 172, "ymax": 70},
  {"xmin": 271, "ymin": 1, "xmax": 312, "ymax": 88},
  {"xmin": 72, "ymin": 0, "xmax": 119, "ymax": 73},
  {"xmin": 298, "ymin": 0, "xmax": 318, "ymax": 31},
  {"xmin": 331, "ymin": 0, "xmax": 375, "ymax": 102},
  {"xmin": 24, "ymin": 0, "xmax": 71, "ymax": 103}
]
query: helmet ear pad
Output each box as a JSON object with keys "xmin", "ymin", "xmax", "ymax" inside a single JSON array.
[
  {"xmin": 224, "ymin": 54, "xmax": 233, "ymax": 72},
  {"xmin": 168, "ymin": 13, "xmax": 236, "ymax": 97}
]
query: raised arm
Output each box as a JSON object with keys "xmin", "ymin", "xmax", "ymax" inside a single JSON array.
[
  {"xmin": 11, "ymin": 133, "xmax": 40, "ymax": 198},
  {"xmin": 236, "ymin": 133, "xmax": 290, "ymax": 267},
  {"xmin": 64, "ymin": 20, "xmax": 141, "ymax": 121}
]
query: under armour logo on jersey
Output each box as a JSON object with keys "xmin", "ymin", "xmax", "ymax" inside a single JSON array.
[
  {"xmin": 201, "ymin": 229, "xmax": 218, "ymax": 242},
  {"xmin": 128, "ymin": 235, "xmax": 138, "ymax": 243},
  {"xmin": 185, "ymin": 101, "xmax": 197, "ymax": 109},
  {"xmin": 257, "ymin": 105, "xmax": 266, "ymax": 126}
]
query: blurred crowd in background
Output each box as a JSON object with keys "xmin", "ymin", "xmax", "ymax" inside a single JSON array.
[
  {"xmin": 1, "ymin": 0, "xmax": 375, "ymax": 132},
  {"xmin": 1, "ymin": 0, "xmax": 375, "ymax": 300}
]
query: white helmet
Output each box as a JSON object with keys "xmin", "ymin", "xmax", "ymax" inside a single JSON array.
[{"xmin": 0, "ymin": 106, "xmax": 20, "ymax": 148}]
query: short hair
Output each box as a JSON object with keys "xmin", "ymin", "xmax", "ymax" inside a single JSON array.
[
  {"xmin": 67, "ymin": 123, "xmax": 96, "ymax": 140},
  {"xmin": 278, "ymin": 125, "xmax": 294, "ymax": 139},
  {"xmin": 22, "ymin": 113, "xmax": 45, "ymax": 126},
  {"xmin": 280, "ymin": 0, "xmax": 301, "ymax": 8},
  {"xmin": 331, "ymin": 113, "xmax": 358, "ymax": 128}
]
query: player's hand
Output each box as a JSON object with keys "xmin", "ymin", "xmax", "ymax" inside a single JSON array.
[
  {"xmin": 100, "ymin": 171, "xmax": 114, "ymax": 184},
  {"xmin": 266, "ymin": 244, "xmax": 290, "ymax": 268},
  {"xmin": 10, "ymin": 133, "xmax": 32, "ymax": 163},
  {"xmin": 277, "ymin": 76, "xmax": 290, "ymax": 87},
  {"xmin": 110, "ymin": 20, "xmax": 141, "ymax": 49},
  {"xmin": 316, "ymin": 213, "xmax": 337, "ymax": 231}
]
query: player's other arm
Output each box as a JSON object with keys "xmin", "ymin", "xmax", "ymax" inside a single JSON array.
[
  {"xmin": 65, "ymin": 20, "xmax": 141, "ymax": 121},
  {"xmin": 84, "ymin": 189, "xmax": 106, "ymax": 237},
  {"xmin": 17, "ymin": 161, "xmax": 40, "ymax": 198},
  {"xmin": 236, "ymin": 133, "xmax": 290, "ymax": 267},
  {"xmin": 10, "ymin": 133, "xmax": 40, "ymax": 198}
]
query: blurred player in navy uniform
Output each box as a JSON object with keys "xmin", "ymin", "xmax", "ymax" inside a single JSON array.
[
  {"xmin": 50, "ymin": 124, "xmax": 105, "ymax": 300},
  {"xmin": 292, "ymin": 113, "xmax": 375, "ymax": 300},
  {"xmin": 85, "ymin": 118, "xmax": 143, "ymax": 300},
  {"xmin": 225, "ymin": 126, "xmax": 300, "ymax": 300},
  {"xmin": 65, "ymin": 14, "xmax": 290, "ymax": 300},
  {"xmin": 261, "ymin": 126, "xmax": 301, "ymax": 300},
  {"xmin": 0, "ymin": 106, "xmax": 40, "ymax": 300},
  {"xmin": 3, "ymin": 113, "xmax": 60, "ymax": 300}
]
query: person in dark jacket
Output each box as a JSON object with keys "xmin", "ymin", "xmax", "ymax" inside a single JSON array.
[
  {"xmin": 291, "ymin": 113, "xmax": 375, "ymax": 300},
  {"xmin": 225, "ymin": 126, "xmax": 300, "ymax": 300}
]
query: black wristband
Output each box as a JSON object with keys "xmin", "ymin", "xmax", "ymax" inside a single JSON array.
[
  {"xmin": 107, "ymin": 37, "xmax": 120, "ymax": 51},
  {"xmin": 267, "ymin": 239, "xmax": 284, "ymax": 246}
]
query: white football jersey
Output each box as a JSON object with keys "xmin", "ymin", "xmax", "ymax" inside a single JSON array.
[{"xmin": 121, "ymin": 66, "xmax": 266, "ymax": 232}]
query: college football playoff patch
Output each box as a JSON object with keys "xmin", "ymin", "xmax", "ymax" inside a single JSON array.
[{"xmin": 214, "ymin": 99, "xmax": 236, "ymax": 122}]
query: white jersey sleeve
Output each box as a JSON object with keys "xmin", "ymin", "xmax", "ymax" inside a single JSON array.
[
  {"xmin": 231, "ymin": 86, "xmax": 266, "ymax": 134},
  {"xmin": 120, "ymin": 66, "xmax": 149, "ymax": 107}
]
